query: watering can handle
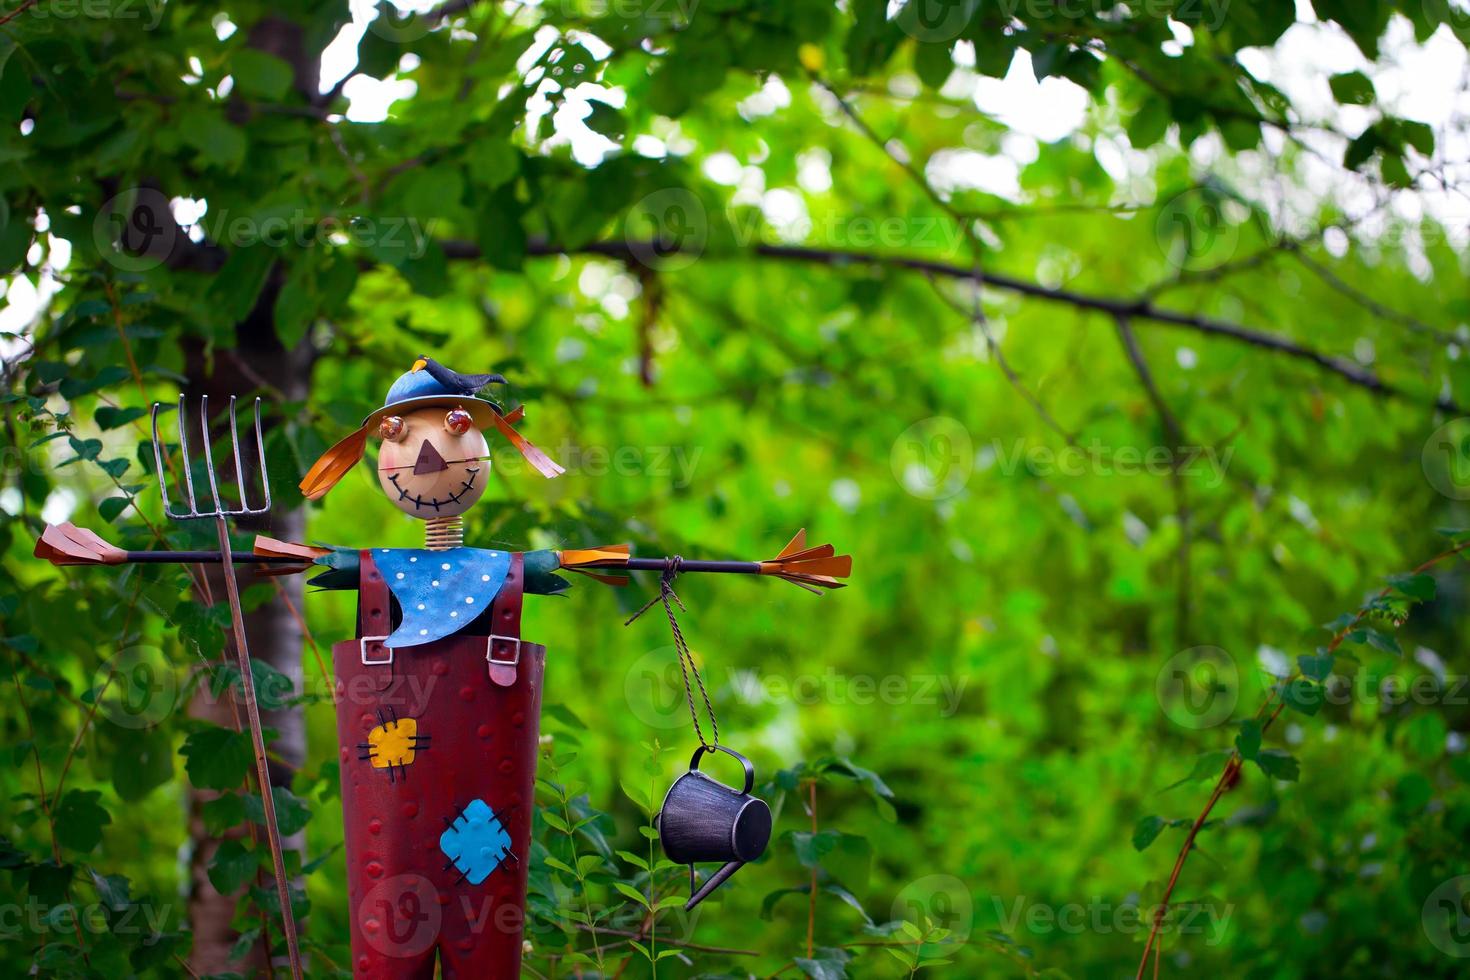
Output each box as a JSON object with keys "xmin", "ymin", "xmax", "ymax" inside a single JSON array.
[{"xmin": 689, "ymin": 744, "xmax": 755, "ymax": 796}]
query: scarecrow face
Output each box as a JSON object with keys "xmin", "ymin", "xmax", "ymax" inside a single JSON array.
[{"xmin": 375, "ymin": 405, "xmax": 490, "ymax": 518}]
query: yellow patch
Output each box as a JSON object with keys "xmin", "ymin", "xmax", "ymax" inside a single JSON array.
[{"xmin": 367, "ymin": 716, "xmax": 419, "ymax": 770}]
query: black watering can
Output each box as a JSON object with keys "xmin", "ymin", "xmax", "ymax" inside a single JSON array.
[{"xmin": 657, "ymin": 745, "xmax": 772, "ymax": 910}]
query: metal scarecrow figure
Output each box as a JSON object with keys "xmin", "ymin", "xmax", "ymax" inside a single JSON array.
[{"xmin": 35, "ymin": 358, "xmax": 852, "ymax": 980}]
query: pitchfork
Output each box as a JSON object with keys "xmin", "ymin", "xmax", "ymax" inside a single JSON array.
[{"xmin": 151, "ymin": 395, "xmax": 304, "ymax": 980}]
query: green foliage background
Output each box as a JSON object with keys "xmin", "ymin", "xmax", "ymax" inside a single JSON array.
[{"xmin": 3, "ymin": 0, "xmax": 1470, "ymax": 977}]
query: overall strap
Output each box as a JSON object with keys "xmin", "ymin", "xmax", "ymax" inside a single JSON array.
[
  {"xmin": 358, "ymin": 551, "xmax": 396, "ymax": 690},
  {"xmin": 487, "ymin": 552, "xmax": 524, "ymax": 687}
]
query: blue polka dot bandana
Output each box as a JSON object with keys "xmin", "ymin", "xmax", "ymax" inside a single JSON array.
[{"xmin": 373, "ymin": 547, "xmax": 512, "ymax": 648}]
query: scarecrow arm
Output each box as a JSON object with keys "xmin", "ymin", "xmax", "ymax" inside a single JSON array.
[
  {"xmin": 559, "ymin": 529, "xmax": 852, "ymax": 594},
  {"xmin": 34, "ymin": 523, "xmax": 311, "ymax": 571}
]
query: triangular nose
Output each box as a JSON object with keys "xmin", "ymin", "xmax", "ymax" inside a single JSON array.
[{"xmin": 413, "ymin": 439, "xmax": 448, "ymax": 475}]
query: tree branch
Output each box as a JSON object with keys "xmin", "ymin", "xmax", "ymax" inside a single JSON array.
[{"xmin": 437, "ymin": 237, "xmax": 1461, "ymax": 414}]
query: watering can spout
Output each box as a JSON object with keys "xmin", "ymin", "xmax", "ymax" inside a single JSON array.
[{"xmin": 686, "ymin": 860, "xmax": 745, "ymax": 910}]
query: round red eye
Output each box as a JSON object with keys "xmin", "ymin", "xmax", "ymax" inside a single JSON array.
[
  {"xmin": 378, "ymin": 416, "xmax": 406, "ymax": 441},
  {"xmin": 444, "ymin": 409, "xmax": 473, "ymax": 435}
]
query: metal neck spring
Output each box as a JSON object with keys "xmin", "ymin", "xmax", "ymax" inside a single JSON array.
[{"xmin": 424, "ymin": 516, "xmax": 464, "ymax": 550}]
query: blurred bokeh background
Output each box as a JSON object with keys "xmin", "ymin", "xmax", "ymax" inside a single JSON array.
[{"xmin": 4, "ymin": 1, "xmax": 1470, "ymax": 976}]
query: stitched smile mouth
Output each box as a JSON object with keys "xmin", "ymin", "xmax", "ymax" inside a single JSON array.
[{"xmin": 387, "ymin": 468, "xmax": 480, "ymax": 512}]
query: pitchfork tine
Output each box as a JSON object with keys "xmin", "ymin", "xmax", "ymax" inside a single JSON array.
[
  {"xmin": 254, "ymin": 398, "xmax": 271, "ymax": 513},
  {"xmin": 175, "ymin": 394, "xmax": 199, "ymax": 515},
  {"xmin": 149, "ymin": 402, "xmax": 176, "ymax": 517},
  {"xmin": 227, "ymin": 397, "xmax": 248, "ymax": 513},
  {"xmin": 200, "ymin": 394, "xmax": 224, "ymax": 514}
]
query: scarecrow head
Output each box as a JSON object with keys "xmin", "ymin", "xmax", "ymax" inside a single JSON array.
[{"xmin": 298, "ymin": 358, "xmax": 563, "ymax": 512}]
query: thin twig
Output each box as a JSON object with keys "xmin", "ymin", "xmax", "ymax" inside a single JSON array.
[{"xmin": 1135, "ymin": 538, "xmax": 1470, "ymax": 976}]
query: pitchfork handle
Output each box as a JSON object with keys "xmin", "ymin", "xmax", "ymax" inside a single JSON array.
[{"xmin": 121, "ymin": 551, "xmax": 303, "ymax": 565}]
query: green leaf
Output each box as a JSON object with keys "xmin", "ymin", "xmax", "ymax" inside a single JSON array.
[
  {"xmin": 29, "ymin": 863, "xmax": 74, "ymax": 906},
  {"xmin": 542, "ymin": 855, "xmax": 576, "ymax": 875},
  {"xmin": 1281, "ymin": 678, "xmax": 1322, "ymax": 717},
  {"xmin": 231, "ymin": 49, "xmax": 294, "ymax": 101},
  {"xmin": 207, "ymin": 839, "xmax": 257, "ymax": 895},
  {"xmin": 242, "ymin": 786, "xmax": 313, "ymax": 836},
  {"xmin": 612, "ymin": 881, "xmax": 650, "ymax": 908},
  {"xmin": 178, "ymin": 107, "xmax": 248, "ymax": 170},
  {"xmin": 1235, "ymin": 719, "xmax": 1262, "ymax": 761},
  {"xmin": 1255, "ymin": 749, "xmax": 1300, "ymax": 782},
  {"xmin": 1328, "ymin": 71, "xmax": 1375, "ymax": 105},
  {"xmin": 1132, "ymin": 814, "xmax": 1166, "ymax": 852},
  {"xmin": 796, "ymin": 950, "xmax": 852, "ymax": 980},
  {"xmin": 95, "ymin": 406, "xmax": 146, "ymax": 430},
  {"xmin": 201, "ymin": 794, "xmax": 246, "ymax": 835},
  {"xmin": 1388, "ymin": 572, "xmax": 1436, "ymax": 602},
  {"xmin": 181, "ymin": 726, "xmax": 254, "ymax": 791},
  {"xmin": 914, "ymin": 42, "xmax": 954, "ymax": 90},
  {"xmin": 1298, "ymin": 654, "xmax": 1335, "ymax": 681},
  {"xmin": 1161, "ymin": 750, "xmax": 1232, "ymax": 792},
  {"xmin": 54, "ymin": 790, "xmax": 111, "ymax": 853},
  {"xmin": 98, "ymin": 497, "xmax": 132, "ymax": 523},
  {"xmin": 583, "ymin": 99, "xmax": 626, "ymax": 141},
  {"xmin": 112, "ymin": 726, "xmax": 174, "ymax": 802}
]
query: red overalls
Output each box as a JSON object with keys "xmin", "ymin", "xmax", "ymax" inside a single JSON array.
[{"xmin": 332, "ymin": 551, "xmax": 543, "ymax": 978}]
